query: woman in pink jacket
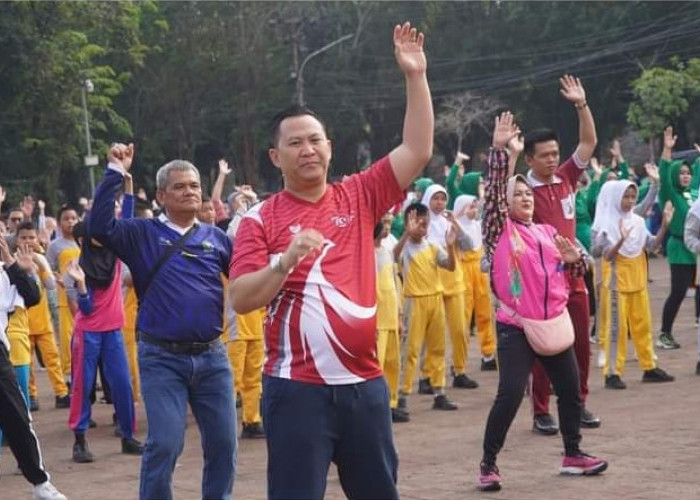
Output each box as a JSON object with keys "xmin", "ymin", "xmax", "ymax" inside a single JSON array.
[{"xmin": 477, "ymin": 112, "xmax": 608, "ymax": 492}]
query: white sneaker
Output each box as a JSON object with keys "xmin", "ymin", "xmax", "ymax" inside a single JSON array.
[{"xmin": 33, "ymin": 481, "xmax": 67, "ymax": 500}]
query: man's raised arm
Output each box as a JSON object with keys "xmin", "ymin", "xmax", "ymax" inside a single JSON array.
[
  {"xmin": 388, "ymin": 22, "xmax": 434, "ymax": 191},
  {"xmin": 560, "ymin": 75, "xmax": 597, "ymax": 164},
  {"xmin": 88, "ymin": 143, "xmax": 134, "ymax": 259}
]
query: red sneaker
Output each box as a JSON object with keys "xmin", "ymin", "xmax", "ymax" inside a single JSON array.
[{"xmin": 560, "ymin": 453, "xmax": 608, "ymax": 475}]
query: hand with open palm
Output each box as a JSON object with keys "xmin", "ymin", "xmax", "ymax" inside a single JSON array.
[{"xmin": 393, "ymin": 22, "xmax": 426, "ymax": 77}]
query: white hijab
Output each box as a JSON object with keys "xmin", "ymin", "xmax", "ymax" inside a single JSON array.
[
  {"xmin": 591, "ymin": 180, "xmax": 647, "ymax": 258},
  {"xmin": 453, "ymin": 194, "xmax": 482, "ymax": 249},
  {"xmin": 421, "ymin": 184, "xmax": 450, "ymax": 248}
]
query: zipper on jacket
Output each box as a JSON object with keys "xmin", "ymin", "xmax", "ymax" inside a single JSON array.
[{"xmin": 538, "ymin": 239, "xmax": 549, "ymax": 319}]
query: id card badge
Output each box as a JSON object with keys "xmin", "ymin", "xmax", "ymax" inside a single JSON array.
[{"xmin": 560, "ymin": 194, "xmax": 575, "ymax": 220}]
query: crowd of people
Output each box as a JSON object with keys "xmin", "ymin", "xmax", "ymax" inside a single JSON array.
[{"xmin": 0, "ymin": 20, "xmax": 699, "ymax": 500}]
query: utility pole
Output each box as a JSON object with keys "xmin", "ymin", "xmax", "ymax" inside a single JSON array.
[
  {"xmin": 80, "ymin": 79, "xmax": 98, "ymax": 198},
  {"xmin": 295, "ymin": 33, "xmax": 354, "ymax": 106}
]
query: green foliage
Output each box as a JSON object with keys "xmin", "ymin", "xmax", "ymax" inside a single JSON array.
[
  {"xmin": 2, "ymin": 1, "xmax": 700, "ymax": 212},
  {"xmin": 627, "ymin": 59, "xmax": 700, "ymax": 142}
]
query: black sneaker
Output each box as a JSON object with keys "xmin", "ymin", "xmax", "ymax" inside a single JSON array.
[
  {"xmin": 397, "ymin": 394, "xmax": 408, "ymax": 409},
  {"xmin": 453, "ymin": 374, "xmax": 479, "ymax": 389},
  {"xmin": 581, "ymin": 407, "xmax": 601, "ymax": 428},
  {"xmin": 604, "ymin": 375, "xmax": 627, "ymax": 390},
  {"xmin": 121, "ymin": 438, "xmax": 144, "ymax": 455},
  {"xmin": 642, "ymin": 367, "xmax": 675, "ymax": 383},
  {"xmin": 418, "ymin": 378, "xmax": 434, "ymax": 395},
  {"xmin": 533, "ymin": 414, "xmax": 559, "ymax": 435},
  {"xmin": 433, "ymin": 394, "xmax": 458, "ymax": 411},
  {"xmin": 72, "ymin": 440, "xmax": 94, "ymax": 463},
  {"xmin": 29, "ymin": 397, "xmax": 40, "ymax": 412},
  {"xmin": 480, "ymin": 358, "xmax": 498, "ymax": 371},
  {"xmin": 391, "ymin": 408, "xmax": 410, "ymax": 423},
  {"xmin": 55, "ymin": 394, "xmax": 70, "ymax": 409},
  {"xmin": 241, "ymin": 422, "xmax": 266, "ymax": 439}
]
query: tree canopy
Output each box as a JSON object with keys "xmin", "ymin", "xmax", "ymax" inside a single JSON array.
[{"xmin": 1, "ymin": 1, "xmax": 699, "ymax": 213}]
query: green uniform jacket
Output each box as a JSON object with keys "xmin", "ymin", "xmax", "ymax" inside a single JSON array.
[
  {"xmin": 659, "ymin": 158, "xmax": 697, "ymax": 265},
  {"xmin": 575, "ymin": 187, "xmax": 592, "ymax": 252}
]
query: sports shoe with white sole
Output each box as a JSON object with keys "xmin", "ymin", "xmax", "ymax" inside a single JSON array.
[{"xmin": 560, "ymin": 453, "xmax": 608, "ymax": 476}]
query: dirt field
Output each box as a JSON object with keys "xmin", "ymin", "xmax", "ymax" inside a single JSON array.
[{"xmin": 2, "ymin": 256, "xmax": 698, "ymax": 500}]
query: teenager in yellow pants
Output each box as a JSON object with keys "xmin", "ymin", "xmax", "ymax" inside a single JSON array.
[
  {"xmin": 46, "ymin": 210, "xmax": 80, "ymax": 383},
  {"xmin": 28, "ymin": 271, "xmax": 69, "ymax": 409},
  {"xmin": 454, "ymin": 195, "xmax": 497, "ymax": 373},
  {"xmin": 374, "ymin": 221, "xmax": 407, "ymax": 422},
  {"xmin": 15, "ymin": 223, "xmax": 70, "ymax": 410},
  {"xmin": 396, "ymin": 202, "xmax": 458, "ymax": 411},
  {"xmin": 592, "ymin": 179, "xmax": 674, "ymax": 388},
  {"xmin": 227, "ymin": 308, "xmax": 265, "ymax": 439},
  {"xmin": 121, "ymin": 274, "xmax": 140, "ymax": 402}
]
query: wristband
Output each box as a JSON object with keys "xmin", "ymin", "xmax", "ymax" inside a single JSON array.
[{"xmin": 574, "ymin": 101, "xmax": 588, "ymax": 109}]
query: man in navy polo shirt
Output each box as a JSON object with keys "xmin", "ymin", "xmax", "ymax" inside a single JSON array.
[{"xmin": 89, "ymin": 145, "xmax": 236, "ymax": 500}]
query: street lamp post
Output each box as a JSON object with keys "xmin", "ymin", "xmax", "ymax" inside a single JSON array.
[
  {"xmin": 296, "ymin": 33, "xmax": 354, "ymax": 106},
  {"xmin": 80, "ymin": 79, "xmax": 99, "ymax": 198}
]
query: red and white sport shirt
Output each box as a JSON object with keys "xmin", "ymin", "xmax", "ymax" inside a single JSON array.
[{"xmin": 231, "ymin": 156, "xmax": 404, "ymax": 385}]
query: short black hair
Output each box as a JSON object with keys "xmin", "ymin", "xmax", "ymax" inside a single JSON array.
[
  {"xmin": 523, "ymin": 128, "xmax": 559, "ymax": 157},
  {"xmin": 201, "ymin": 194, "xmax": 211, "ymax": 203},
  {"xmin": 269, "ymin": 105, "xmax": 327, "ymax": 147},
  {"xmin": 404, "ymin": 202, "xmax": 428, "ymax": 219},
  {"xmin": 57, "ymin": 204, "xmax": 79, "ymax": 222},
  {"xmin": 16, "ymin": 220, "xmax": 36, "ymax": 232},
  {"xmin": 373, "ymin": 221, "xmax": 384, "ymax": 240}
]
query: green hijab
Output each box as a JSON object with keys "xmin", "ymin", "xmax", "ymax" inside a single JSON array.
[
  {"xmin": 460, "ymin": 172, "xmax": 482, "ymax": 197},
  {"xmin": 414, "ymin": 177, "xmax": 434, "ymax": 199}
]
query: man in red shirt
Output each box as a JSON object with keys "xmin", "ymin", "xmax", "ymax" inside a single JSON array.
[
  {"xmin": 231, "ymin": 22, "xmax": 433, "ymax": 500},
  {"xmin": 524, "ymin": 75, "xmax": 600, "ymax": 435}
]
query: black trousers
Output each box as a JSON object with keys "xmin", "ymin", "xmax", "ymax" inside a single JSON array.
[
  {"xmin": 0, "ymin": 344, "xmax": 49, "ymax": 485},
  {"xmin": 661, "ymin": 263, "xmax": 695, "ymax": 334},
  {"xmin": 482, "ymin": 322, "xmax": 582, "ymax": 464}
]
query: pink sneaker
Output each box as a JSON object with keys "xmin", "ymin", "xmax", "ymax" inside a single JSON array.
[
  {"xmin": 560, "ymin": 453, "xmax": 608, "ymax": 475},
  {"xmin": 477, "ymin": 462, "xmax": 502, "ymax": 491}
]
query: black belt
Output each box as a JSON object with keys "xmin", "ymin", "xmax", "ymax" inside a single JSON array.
[{"xmin": 137, "ymin": 331, "xmax": 220, "ymax": 355}]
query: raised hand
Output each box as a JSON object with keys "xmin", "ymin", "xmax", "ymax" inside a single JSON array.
[
  {"xmin": 0, "ymin": 184, "xmax": 5, "ymax": 206},
  {"xmin": 618, "ymin": 219, "xmax": 629, "ymax": 241},
  {"xmin": 445, "ymin": 225, "xmax": 457, "ymax": 247},
  {"xmin": 0, "ymin": 236, "xmax": 13, "ymax": 264},
  {"xmin": 21, "ymin": 196, "xmax": 35, "ymax": 218},
  {"xmin": 589, "ymin": 157, "xmax": 602, "ymax": 176},
  {"xmin": 393, "ymin": 22, "xmax": 426, "ymax": 76},
  {"xmin": 218, "ymin": 159, "xmax": 232, "ymax": 176},
  {"xmin": 65, "ymin": 259, "xmax": 85, "ymax": 284},
  {"xmin": 37, "ymin": 199, "xmax": 46, "ymax": 213},
  {"xmin": 663, "ymin": 126, "xmax": 677, "ymax": 151},
  {"xmin": 14, "ymin": 244, "xmax": 36, "ymax": 273},
  {"xmin": 108, "ymin": 142, "xmax": 135, "ymax": 171},
  {"xmin": 405, "ymin": 209, "xmax": 419, "ymax": 234},
  {"xmin": 455, "ymin": 151, "xmax": 470, "ymax": 165},
  {"xmin": 694, "ymin": 143, "xmax": 700, "ymax": 154},
  {"xmin": 662, "ymin": 200, "xmax": 674, "ymax": 227},
  {"xmin": 609, "ymin": 139, "xmax": 623, "ymax": 161},
  {"xmin": 553, "ymin": 235, "xmax": 581, "ymax": 263},
  {"xmin": 644, "ymin": 162, "xmax": 660, "ymax": 184},
  {"xmin": 507, "ymin": 128, "xmax": 524, "ymax": 156},
  {"xmin": 559, "ymin": 74, "xmax": 586, "ymax": 106},
  {"xmin": 492, "ymin": 111, "xmax": 519, "ymax": 149}
]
